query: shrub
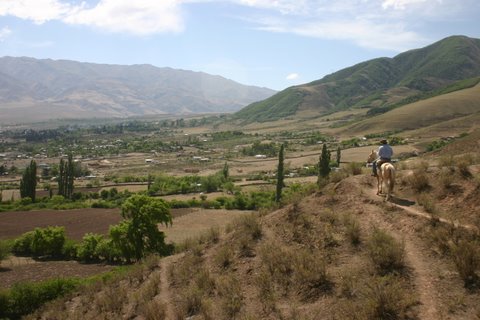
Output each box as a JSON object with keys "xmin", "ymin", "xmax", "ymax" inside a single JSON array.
[
  {"xmin": 194, "ymin": 268, "xmax": 216, "ymax": 296},
  {"xmin": 1, "ymin": 278, "xmax": 80, "ymax": 319},
  {"xmin": 0, "ymin": 240, "xmax": 12, "ymax": 263},
  {"xmin": 439, "ymin": 168, "xmax": 454, "ymax": 190},
  {"xmin": 49, "ymin": 195, "xmax": 65, "ymax": 205},
  {"xmin": 31, "ymin": 226, "xmax": 66, "ymax": 257},
  {"xmin": 259, "ymin": 243, "xmax": 294, "ymax": 291},
  {"xmin": 234, "ymin": 214, "xmax": 262, "ymax": 241},
  {"xmin": 450, "ymin": 239, "xmax": 480, "ymax": 288},
  {"xmin": 367, "ymin": 228, "xmax": 405, "ymax": 274},
  {"xmin": 406, "ymin": 170, "xmax": 430, "ymax": 192},
  {"xmin": 77, "ymin": 233, "xmax": 104, "ymax": 262},
  {"xmin": 176, "ymin": 285, "xmax": 203, "ymax": 317},
  {"xmin": 416, "ymin": 193, "xmax": 437, "ymax": 214},
  {"xmin": 457, "ymin": 160, "xmax": 472, "ymax": 178},
  {"xmin": 62, "ymin": 239, "xmax": 77, "ymax": 260},
  {"xmin": 214, "ymin": 246, "xmax": 234, "ymax": 270},
  {"xmin": 20, "ymin": 197, "xmax": 32, "ymax": 205},
  {"xmin": 141, "ymin": 300, "xmax": 167, "ymax": 320},
  {"xmin": 329, "ymin": 170, "xmax": 348, "ymax": 183},
  {"xmin": 254, "ymin": 269, "xmax": 276, "ymax": 313},
  {"xmin": 12, "ymin": 231, "xmax": 35, "ymax": 256},
  {"xmin": 343, "ymin": 214, "xmax": 361, "ymax": 246},
  {"xmin": 293, "ymin": 249, "xmax": 331, "ymax": 301},
  {"xmin": 438, "ymin": 155, "xmax": 455, "ymax": 168},
  {"xmin": 361, "ymin": 275, "xmax": 415, "ymax": 320},
  {"xmin": 217, "ymin": 275, "xmax": 244, "ymax": 319},
  {"xmin": 345, "ymin": 162, "xmax": 364, "ymax": 176}
]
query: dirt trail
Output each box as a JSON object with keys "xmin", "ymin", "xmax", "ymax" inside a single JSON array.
[
  {"xmin": 158, "ymin": 254, "xmax": 182, "ymax": 320},
  {"xmin": 361, "ymin": 177, "xmax": 440, "ymax": 319}
]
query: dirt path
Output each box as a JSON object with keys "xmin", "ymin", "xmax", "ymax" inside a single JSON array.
[
  {"xmin": 361, "ymin": 177, "xmax": 440, "ymax": 319},
  {"xmin": 158, "ymin": 254, "xmax": 182, "ymax": 320}
]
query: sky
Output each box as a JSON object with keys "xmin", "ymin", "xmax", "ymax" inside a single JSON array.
[{"xmin": 0, "ymin": 0, "xmax": 479, "ymax": 91}]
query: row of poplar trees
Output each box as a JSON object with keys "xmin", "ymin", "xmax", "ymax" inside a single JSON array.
[
  {"xmin": 275, "ymin": 143, "xmax": 339, "ymax": 202},
  {"xmin": 19, "ymin": 154, "xmax": 75, "ymax": 201}
]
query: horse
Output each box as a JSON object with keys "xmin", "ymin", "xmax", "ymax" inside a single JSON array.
[{"xmin": 367, "ymin": 150, "xmax": 396, "ymax": 201}]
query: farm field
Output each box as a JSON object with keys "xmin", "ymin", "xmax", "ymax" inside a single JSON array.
[
  {"xmin": 0, "ymin": 208, "xmax": 122, "ymax": 240},
  {"xmin": 159, "ymin": 208, "xmax": 252, "ymax": 244},
  {"xmin": 0, "ymin": 206, "xmax": 252, "ymax": 289},
  {"xmin": 0, "ymin": 257, "xmax": 114, "ymax": 289}
]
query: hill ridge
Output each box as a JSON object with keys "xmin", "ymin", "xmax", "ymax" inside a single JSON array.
[{"xmin": 0, "ymin": 56, "xmax": 276, "ymax": 123}]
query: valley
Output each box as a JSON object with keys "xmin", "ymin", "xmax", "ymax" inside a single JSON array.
[{"xmin": 0, "ymin": 35, "xmax": 480, "ymax": 319}]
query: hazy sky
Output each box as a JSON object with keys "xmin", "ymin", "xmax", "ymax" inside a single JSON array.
[{"xmin": 1, "ymin": 0, "xmax": 479, "ymax": 90}]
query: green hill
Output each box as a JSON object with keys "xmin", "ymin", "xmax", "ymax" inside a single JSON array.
[
  {"xmin": 234, "ymin": 35, "xmax": 480, "ymax": 123},
  {"xmin": 338, "ymin": 83, "xmax": 480, "ymax": 137}
]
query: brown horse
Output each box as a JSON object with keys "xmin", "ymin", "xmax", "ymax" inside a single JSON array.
[{"xmin": 367, "ymin": 150, "xmax": 396, "ymax": 201}]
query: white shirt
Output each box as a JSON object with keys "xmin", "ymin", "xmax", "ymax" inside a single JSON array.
[{"xmin": 378, "ymin": 144, "xmax": 393, "ymax": 159}]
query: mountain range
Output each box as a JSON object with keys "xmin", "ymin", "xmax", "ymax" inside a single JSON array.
[
  {"xmin": 234, "ymin": 35, "xmax": 480, "ymax": 123},
  {"xmin": 0, "ymin": 57, "xmax": 276, "ymax": 123}
]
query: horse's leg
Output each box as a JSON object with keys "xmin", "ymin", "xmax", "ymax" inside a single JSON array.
[
  {"xmin": 376, "ymin": 175, "xmax": 381, "ymax": 195},
  {"xmin": 385, "ymin": 178, "xmax": 390, "ymax": 201}
]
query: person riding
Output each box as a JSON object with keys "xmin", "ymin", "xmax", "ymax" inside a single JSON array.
[{"xmin": 372, "ymin": 139, "xmax": 393, "ymax": 177}]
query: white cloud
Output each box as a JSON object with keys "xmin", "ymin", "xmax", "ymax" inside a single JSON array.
[
  {"xmin": 64, "ymin": 0, "xmax": 184, "ymax": 35},
  {"xmin": 286, "ymin": 73, "xmax": 299, "ymax": 80},
  {"xmin": 243, "ymin": 0, "xmax": 459, "ymax": 51},
  {"xmin": 382, "ymin": 0, "xmax": 430, "ymax": 10},
  {"xmin": 286, "ymin": 19, "xmax": 427, "ymax": 51},
  {"xmin": 0, "ymin": 0, "xmax": 184, "ymax": 35},
  {"xmin": 0, "ymin": 26, "xmax": 12, "ymax": 41},
  {"xmin": 234, "ymin": 0, "xmax": 309, "ymax": 14},
  {"xmin": 0, "ymin": 0, "xmax": 75, "ymax": 24},
  {"xmin": 0, "ymin": 0, "xmax": 474, "ymax": 49}
]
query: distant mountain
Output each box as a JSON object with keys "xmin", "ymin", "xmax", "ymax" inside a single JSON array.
[
  {"xmin": 235, "ymin": 35, "xmax": 480, "ymax": 123},
  {"xmin": 0, "ymin": 57, "xmax": 276, "ymax": 123}
]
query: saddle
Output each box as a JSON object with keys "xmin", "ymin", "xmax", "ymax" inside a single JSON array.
[{"xmin": 376, "ymin": 158, "xmax": 391, "ymax": 168}]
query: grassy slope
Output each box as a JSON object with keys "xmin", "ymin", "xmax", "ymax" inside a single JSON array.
[{"xmin": 337, "ymin": 83, "xmax": 480, "ymax": 137}]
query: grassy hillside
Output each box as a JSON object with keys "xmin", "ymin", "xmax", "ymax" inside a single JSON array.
[
  {"xmin": 338, "ymin": 83, "xmax": 480, "ymax": 137},
  {"xmin": 26, "ymin": 166, "xmax": 480, "ymax": 319},
  {"xmin": 233, "ymin": 87, "xmax": 306, "ymax": 123},
  {"xmin": 235, "ymin": 35, "xmax": 480, "ymax": 124}
]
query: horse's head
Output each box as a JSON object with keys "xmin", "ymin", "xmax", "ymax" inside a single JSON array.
[{"xmin": 367, "ymin": 150, "xmax": 377, "ymax": 163}]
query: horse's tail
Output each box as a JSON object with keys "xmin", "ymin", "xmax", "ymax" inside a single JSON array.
[{"xmin": 388, "ymin": 165, "xmax": 395, "ymax": 193}]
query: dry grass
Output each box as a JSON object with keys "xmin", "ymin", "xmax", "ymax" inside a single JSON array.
[
  {"xmin": 450, "ymin": 239, "xmax": 480, "ymax": 289},
  {"xmin": 217, "ymin": 275, "xmax": 244, "ymax": 319},
  {"xmin": 140, "ymin": 299, "xmax": 167, "ymax": 320},
  {"xmin": 343, "ymin": 213, "xmax": 362, "ymax": 246},
  {"xmin": 406, "ymin": 170, "xmax": 430, "ymax": 192},
  {"xmin": 367, "ymin": 228, "xmax": 405, "ymax": 275}
]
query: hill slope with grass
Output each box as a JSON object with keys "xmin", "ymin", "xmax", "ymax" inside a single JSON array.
[
  {"xmin": 24, "ymin": 158, "xmax": 480, "ymax": 319},
  {"xmin": 338, "ymin": 82, "xmax": 480, "ymax": 137},
  {"xmin": 234, "ymin": 35, "xmax": 480, "ymax": 123}
]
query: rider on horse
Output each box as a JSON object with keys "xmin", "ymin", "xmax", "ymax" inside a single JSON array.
[{"xmin": 372, "ymin": 139, "xmax": 393, "ymax": 177}]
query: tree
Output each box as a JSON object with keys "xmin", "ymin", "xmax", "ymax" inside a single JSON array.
[
  {"xmin": 58, "ymin": 154, "xmax": 74, "ymax": 199},
  {"xmin": 276, "ymin": 144, "xmax": 285, "ymax": 203},
  {"xmin": 336, "ymin": 146, "xmax": 342, "ymax": 166},
  {"xmin": 319, "ymin": 144, "xmax": 331, "ymax": 179},
  {"xmin": 112, "ymin": 195, "xmax": 173, "ymax": 261},
  {"xmin": 20, "ymin": 160, "xmax": 37, "ymax": 202},
  {"xmin": 222, "ymin": 162, "xmax": 229, "ymax": 180}
]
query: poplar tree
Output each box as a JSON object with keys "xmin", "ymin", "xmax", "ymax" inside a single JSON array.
[
  {"xmin": 58, "ymin": 154, "xmax": 75, "ymax": 199},
  {"xmin": 20, "ymin": 160, "xmax": 37, "ymax": 201},
  {"xmin": 319, "ymin": 144, "xmax": 331, "ymax": 179},
  {"xmin": 222, "ymin": 162, "xmax": 229, "ymax": 180},
  {"xmin": 336, "ymin": 146, "xmax": 342, "ymax": 166},
  {"xmin": 275, "ymin": 144, "xmax": 285, "ymax": 203}
]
